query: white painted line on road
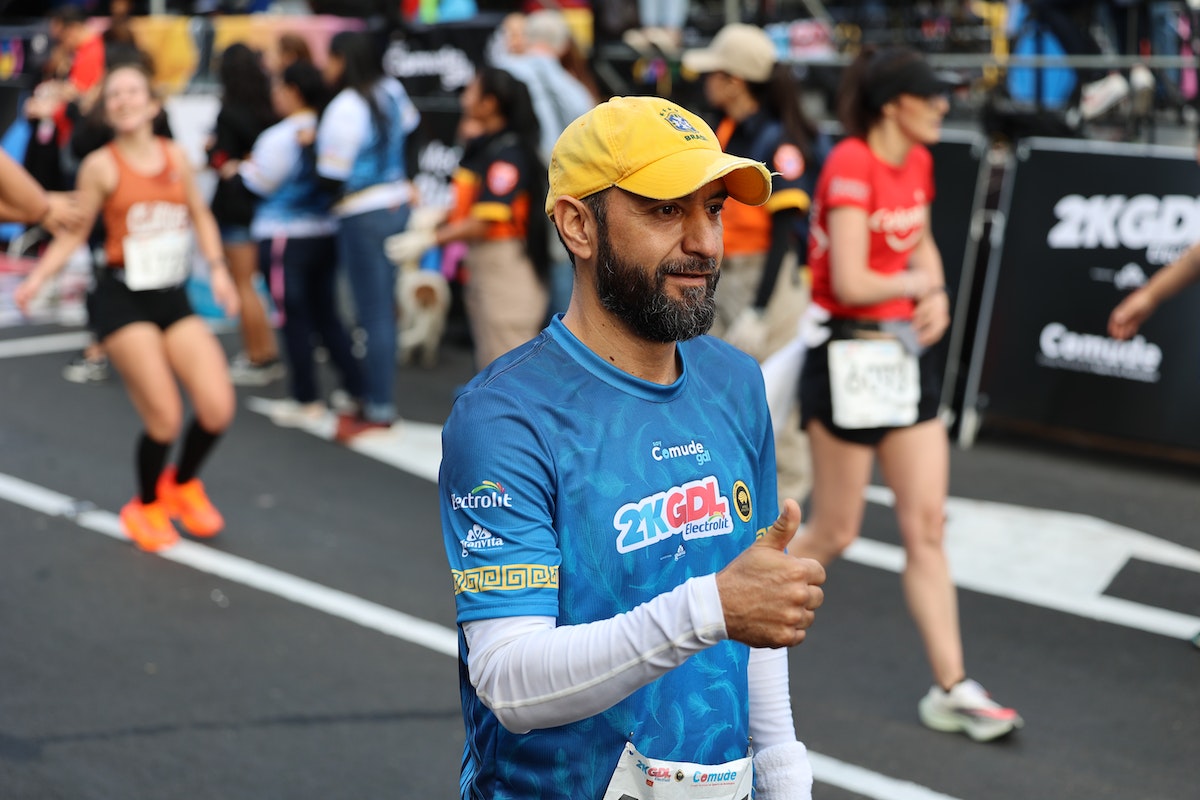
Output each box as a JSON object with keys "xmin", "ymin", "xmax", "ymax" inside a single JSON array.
[
  {"xmin": 0, "ymin": 472, "xmax": 458, "ymax": 657},
  {"xmin": 0, "ymin": 468, "xmax": 964, "ymax": 800},
  {"xmin": 808, "ymin": 752, "xmax": 965, "ymax": 800},
  {"xmin": 0, "ymin": 331, "xmax": 92, "ymax": 359}
]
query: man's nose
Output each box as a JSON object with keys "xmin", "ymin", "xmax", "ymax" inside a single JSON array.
[{"xmin": 680, "ymin": 210, "xmax": 722, "ymax": 261}]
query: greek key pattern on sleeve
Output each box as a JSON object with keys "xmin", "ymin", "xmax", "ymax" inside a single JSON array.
[{"xmin": 452, "ymin": 564, "xmax": 560, "ymax": 595}]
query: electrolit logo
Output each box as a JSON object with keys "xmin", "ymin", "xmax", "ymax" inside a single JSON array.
[
  {"xmin": 613, "ymin": 476, "xmax": 734, "ymax": 554},
  {"xmin": 450, "ymin": 480, "xmax": 514, "ymax": 511}
]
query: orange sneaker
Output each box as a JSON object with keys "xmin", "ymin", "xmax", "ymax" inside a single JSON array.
[
  {"xmin": 157, "ymin": 465, "xmax": 224, "ymax": 537},
  {"xmin": 119, "ymin": 498, "xmax": 179, "ymax": 552}
]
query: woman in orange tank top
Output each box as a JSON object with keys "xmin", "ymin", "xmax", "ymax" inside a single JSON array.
[{"xmin": 16, "ymin": 62, "xmax": 239, "ymax": 553}]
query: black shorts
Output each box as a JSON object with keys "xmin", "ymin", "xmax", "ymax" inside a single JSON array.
[
  {"xmin": 87, "ymin": 270, "xmax": 195, "ymax": 341},
  {"xmin": 799, "ymin": 334, "xmax": 943, "ymax": 447}
]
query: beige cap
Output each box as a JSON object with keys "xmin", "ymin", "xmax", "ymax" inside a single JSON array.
[{"xmin": 682, "ymin": 24, "xmax": 777, "ymax": 83}]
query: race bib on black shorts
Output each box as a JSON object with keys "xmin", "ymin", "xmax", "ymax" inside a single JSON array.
[{"xmin": 828, "ymin": 338, "xmax": 920, "ymax": 429}]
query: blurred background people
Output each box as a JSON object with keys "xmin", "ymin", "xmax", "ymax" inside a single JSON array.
[
  {"xmin": 316, "ymin": 30, "xmax": 421, "ymax": 441},
  {"xmin": 23, "ymin": 5, "xmax": 106, "ymax": 194},
  {"xmin": 790, "ymin": 46, "xmax": 1023, "ymax": 742},
  {"xmin": 208, "ymin": 42, "xmax": 283, "ymax": 386},
  {"xmin": 240, "ymin": 60, "xmax": 364, "ymax": 428},
  {"xmin": 386, "ymin": 67, "xmax": 548, "ymax": 372},
  {"xmin": 15, "ymin": 61, "xmax": 238, "ymax": 554},
  {"xmin": 493, "ymin": 9, "xmax": 596, "ymax": 319}
]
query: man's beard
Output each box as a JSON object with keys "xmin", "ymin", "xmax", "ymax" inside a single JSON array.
[{"xmin": 594, "ymin": 227, "xmax": 719, "ymax": 343}]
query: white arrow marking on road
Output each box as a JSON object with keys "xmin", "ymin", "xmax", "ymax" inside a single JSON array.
[
  {"xmin": 245, "ymin": 396, "xmax": 443, "ymax": 482},
  {"xmin": 858, "ymin": 486, "xmax": 1200, "ymax": 640}
]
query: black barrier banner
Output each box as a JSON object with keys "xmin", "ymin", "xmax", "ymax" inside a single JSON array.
[{"xmin": 962, "ymin": 137, "xmax": 1200, "ymax": 455}]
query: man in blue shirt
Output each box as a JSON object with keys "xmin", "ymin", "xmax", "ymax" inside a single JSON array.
[{"xmin": 440, "ymin": 96, "xmax": 826, "ymax": 800}]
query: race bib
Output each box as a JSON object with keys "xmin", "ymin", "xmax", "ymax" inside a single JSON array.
[
  {"xmin": 828, "ymin": 338, "xmax": 920, "ymax": 429},
  {"xmin": 122, "ymin": 230, "xmax": 192, "ymax": 291},
  {"xmin": 602, "ymin": 741, "xmax": 752, "ymax": 800}
]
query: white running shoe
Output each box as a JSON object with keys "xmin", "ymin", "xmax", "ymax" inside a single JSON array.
[
  {"xmin": 62, "ymin": 352, "xmax": 109, "ymax": 383},
  {"xmin": 918, "ymin": 679, "xmax": 1023, "ymax": 742},
  {"xmin": 229, "ymin": 353, "xmax": 287, "ymax": 387},
  {"xmin": 268, "ymin": 399, "xmax": 328, "ymax": 428}
]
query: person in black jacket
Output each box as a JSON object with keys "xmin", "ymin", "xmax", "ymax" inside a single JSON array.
[{"xmin": 207, "ymin": 42, "xmax": 281, "ymax": 385}]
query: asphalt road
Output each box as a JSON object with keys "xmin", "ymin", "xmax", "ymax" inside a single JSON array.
[{"xmin": 1, "ymin": 320, "xmax": 1196, "ymax": 800}]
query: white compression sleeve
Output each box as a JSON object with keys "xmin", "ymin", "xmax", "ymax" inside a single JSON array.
[
  {"xmin": 462, "ymin": 574, "xmax": 726, "ymax": 733},
  {"xmin": 748, "ymin": 645, "xmax": 798, "ymax": 749}
]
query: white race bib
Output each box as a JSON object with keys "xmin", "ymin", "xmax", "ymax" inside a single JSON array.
[
  {"xmin": 122, "ymin": 230, "xmax": 192, "ymax": 291},
  {"xmin": 602, "ymin": 741, "xmax": 752, "ymax": 800},
  {"xmin": 828, "ymin": 338, "xmax": 920, "ymax": 429}
]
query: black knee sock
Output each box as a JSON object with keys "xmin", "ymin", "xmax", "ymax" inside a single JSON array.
[
  {"xmin": 137, "ymin": 432, "xmax": 171, "ymax": 504},
  {"xmin": 175, "ymin": 418, "xmax": 223, "ymax": 484}
]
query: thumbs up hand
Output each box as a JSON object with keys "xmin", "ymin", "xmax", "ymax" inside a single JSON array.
[{"xmin": 716, "ymin": 499, "xmax": 826, "ymax": 649}]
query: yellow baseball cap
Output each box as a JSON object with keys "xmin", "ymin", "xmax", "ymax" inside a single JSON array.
[{"xmin": 545, "ymin": 95, "xmax": 772, "ymax": 217}]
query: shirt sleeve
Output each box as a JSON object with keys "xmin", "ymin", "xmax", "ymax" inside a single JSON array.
[
  {"xmin": 462, "ymin": 574, "xmax": 727, "ymax": 733},
  {"xmin": 239, "ymin": 123, "xmax": 296, "ymax": 198},
  {"xmin": 316, "ymin": 91, "xmax": 369, "ymax": 182},
  {"xmin": 763, "ymin": 140, "xmax": 813, "ymax": 215},
  {"xmin": 471, "ymin": 143, "xmax": 528, "ymax": 223},
  {"xmin": 387, "ymin": 77, "xmax": 421, "ymax": 136},
  {"xmin": 823, "ymin": 140, "xmax": 873, "ymax": 212},
  {"xmin": 441, "ymin": 386, "xmax": 562, "ymax": 622}
]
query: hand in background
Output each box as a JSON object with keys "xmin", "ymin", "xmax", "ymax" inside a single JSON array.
[
  {"xmin": 40, "ymin": 192, "xmax": 86, "ymax": 236},
  {"xmin": 1108, "ymin": 288, "xmax": 1155, "ymax": 340},
  {"xmin": 209, "ymin": 265, "xmax": 241, "ymax": 318}
]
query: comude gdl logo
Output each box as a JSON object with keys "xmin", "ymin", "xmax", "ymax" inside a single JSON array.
[{"xmin": 450, "ymin": 480, "xmax": 513, "ymax": 511}]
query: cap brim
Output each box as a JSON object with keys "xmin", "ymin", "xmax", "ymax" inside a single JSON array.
[
  {"xmin": 908, "ymin": 73, "xmax": 960, "ymax": 96},
  {"xmin": 615, "ymin": 148, "xmax": 772, "ymax": 207},
  {"xmin": 681, "ymin": 48, "xmax": 726, "ymax": 76}
]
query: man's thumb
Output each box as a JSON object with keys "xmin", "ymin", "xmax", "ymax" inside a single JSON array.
[{"xmin": 759, "ymin": 498, "xmax": 801, "ymax": 551}]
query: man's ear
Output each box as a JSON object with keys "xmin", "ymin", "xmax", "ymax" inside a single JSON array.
[{"xmin": 553, "ymin": 196, "xmax": 595, "ymax": 263}]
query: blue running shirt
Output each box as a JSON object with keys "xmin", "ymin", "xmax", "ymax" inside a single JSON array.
[{"xmin": 440, "ymin": 316, "xmax": 779, "ymax": 799}]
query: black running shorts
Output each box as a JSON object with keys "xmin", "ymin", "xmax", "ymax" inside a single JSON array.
[
  {"xmin": 87, "ymin": 271, "xmax": 195, "ymax": 341},
  {"xmin": 799, "ymin": 336, "xmax": 944, "ymax": 447}
]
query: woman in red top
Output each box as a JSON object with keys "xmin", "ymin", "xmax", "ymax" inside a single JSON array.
[
  {"xmin": 791, "ymin": 47, "xmax": 1023, "ymax": 742},
  {"xmin": 16, "ymin": 62, "xmax": 238, "ymax": 553}
]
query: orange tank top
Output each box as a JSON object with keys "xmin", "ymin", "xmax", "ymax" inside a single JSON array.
[{"xmin": 103, "ymin": 138, "xmax": 191, "ymax": 268}]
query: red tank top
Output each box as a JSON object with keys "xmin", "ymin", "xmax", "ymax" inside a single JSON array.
[{"xmin": 103, "ymin": 138, "xmax": 190, "ymax": 268}]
